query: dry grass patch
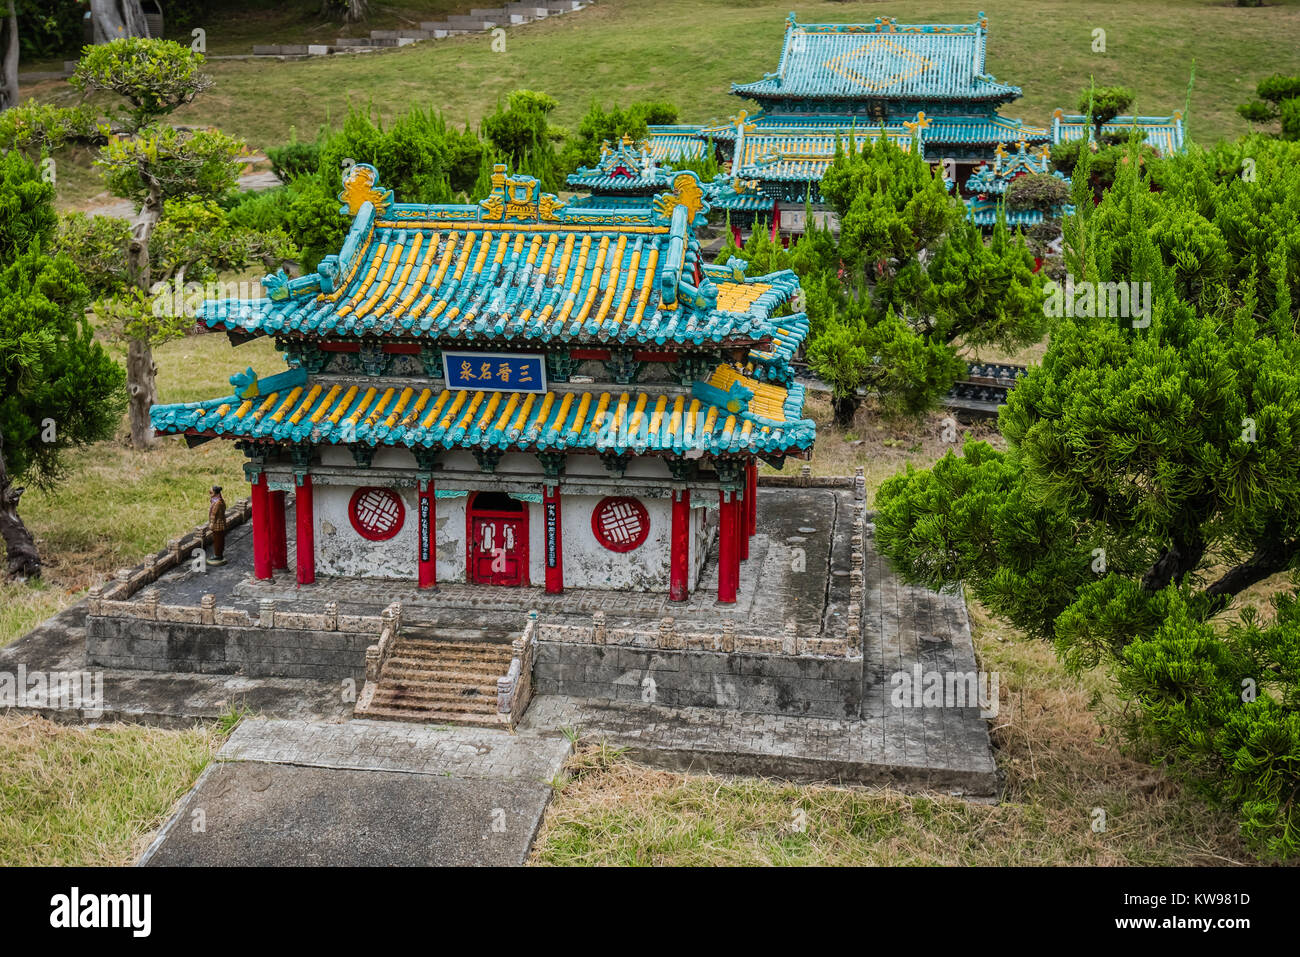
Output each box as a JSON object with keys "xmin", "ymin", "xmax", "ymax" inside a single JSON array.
[
  {"xmin": 0, "ymin": 714, "xmax": 222, "ymax": 866},
  {"xmin": 789, "ymin": 393, "xmax": 1005, "ymax": 501}
]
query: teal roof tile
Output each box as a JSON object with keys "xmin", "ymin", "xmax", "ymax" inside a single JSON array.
[{"xmin": 732, "ymin": 14, "xmax": 1020, "ymax": 103}]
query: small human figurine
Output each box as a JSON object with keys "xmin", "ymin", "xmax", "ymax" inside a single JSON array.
[{"xmin": 208, "ymin": 486, "xmax": 227, "ymax": 566}]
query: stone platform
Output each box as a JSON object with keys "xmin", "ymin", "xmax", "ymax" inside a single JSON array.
[{"xmin": 3, "ymin": 486, "xmax": 998, "ymax": 802}]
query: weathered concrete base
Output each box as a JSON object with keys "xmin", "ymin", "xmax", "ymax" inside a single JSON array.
[
  {"xmin": 86, "ymin": 615, "xmax": 373, "ymax": 682},
  {"xmin": 0, "ymin": 603, "xmax": 352, "ymax": 728},
  {"xmin": 533, "ymin": 642, "xmax": 864, "ymax": 718},
  {"xmin": 520, "ymin": 695, "xmax": 998, "ymax": 799}
]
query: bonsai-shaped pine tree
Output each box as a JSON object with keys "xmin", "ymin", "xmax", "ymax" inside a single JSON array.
[
  {"xmin": 872, "ymin": 136, "xmax": 1300, "ymax": 858},
  {"xmin": 778, "ymin": 136, "xmax": 1044, "ymax": 424},
  {"xmin": 0, "ymin": 152, "xmax": 125, "ymax": 580},
  {"xmin": 61, "ymin": 38, "xmax": 294, "ymax": 448},
  {"xmin": 1077, "ymin": 84, "xmax": 1135, "ymax": 141},
  {"xmin": 1238, "ymin": 73, "xmax": 1300, "ymax": 141},
  {"xmin": 481, "ymin": 90, "xmax": 568, "ymax": 192}
]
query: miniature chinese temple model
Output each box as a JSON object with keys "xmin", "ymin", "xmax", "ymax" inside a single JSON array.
[
  {"xmin": 648, "ymin": 11, "xmax": 1050, "ymax": 234},
  {"xmin": 1050, "ymin": 108, "xmax": 1186, "ymax": 157},
  {"xmin": 151, "ymin": 163, "xmax": 815, "ymax": 602},
  {"xmin": 963, "ymin": 140, "xmax": 1074, "ymax": 227}
]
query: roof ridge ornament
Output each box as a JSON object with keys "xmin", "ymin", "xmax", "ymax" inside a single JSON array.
[
  {"xmin": 479, "ymin": 164, "xmax": 566, "ymax": 223},
  {"xmin": 338, "ymin": 163, "xmax": 393, "ymax": 217}
]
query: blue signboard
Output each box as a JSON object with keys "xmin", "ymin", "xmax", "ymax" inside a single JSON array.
[{"xmin": 442, "ymin": 351, "xmax": 547, "ymax": 394}]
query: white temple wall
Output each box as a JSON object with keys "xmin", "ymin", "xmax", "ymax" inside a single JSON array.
[
  {"xmin": 309, "ymin": 481, "xmax": 711, "ymax": 592},
  {"xmin": 549, "ymin": 493, "xmax": 673, "ymax": 590}
]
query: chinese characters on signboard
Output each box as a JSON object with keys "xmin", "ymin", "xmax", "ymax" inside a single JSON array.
[{"xmin": 442, "ymin": 351, "xmax": 547, "ymax": 394}]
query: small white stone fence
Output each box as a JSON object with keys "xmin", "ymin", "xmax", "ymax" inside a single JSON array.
[
  {"xmin": 88, "ymin": 586, "xmax": 396, "ymax": 637},
  {"xmin": 496, "ymin": 610, "xmax": 538, "ymax": 728},
  {"xmin": 88, "ymin": 497, "xmax": 253, "ymax": 604}
]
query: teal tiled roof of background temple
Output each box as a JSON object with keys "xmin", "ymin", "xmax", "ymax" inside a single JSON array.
[
  {"xmin": 1051, "ymin": 110, "xmax": 1186, "ymax": 156},
  {"xmin": 731, "ymin": 13, "xmax": 1020, "ymax": 103},
  {"xmin": 199, "ymin": 163, "xmax": 803, "ymax": 350}
]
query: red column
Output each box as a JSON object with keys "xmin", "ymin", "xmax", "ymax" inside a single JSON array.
[
  {"xmin": 269, "ymin": 489, "xmax": 288, "ymax": 570},
  {"xmin": 543, "ymin": 484, "xmax": 563, "ymax": 594},
  {"xmin": 717, "ymin": 489, "xmax": 739, "ymax": 604},
  {"xmin": 295, "ymin": 475, "xmax": 315, "ymax": 585},
  {"xmin": 769, "ymin": 201, "xmax": 780, "ymax": 241},
  {"xmin": 669, "ymin": 488, "xmax": 690, "ymax": 602},
  {"xmin": 731, "ymin": 224, "xmax": 742, "ymax": 248},
  {"xmin": 251, "ymin": 473, "xmax": 272, "ymax": 580},
  {"xmin": 418, "ymin": 479, "xmax": 436, "ymax": 589}
]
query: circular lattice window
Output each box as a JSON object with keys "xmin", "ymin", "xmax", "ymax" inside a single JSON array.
[
  {"xmin": 591, "ymin": 496, "xmax": 650, "ymax": 552},
  {"xmin": 349, "ymin": 487, "xmax": 405, "ymax": 541}
]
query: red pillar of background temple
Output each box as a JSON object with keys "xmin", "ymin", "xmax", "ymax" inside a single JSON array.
[
  {"xmin": 669, "ymin": 488, "xmax": 690, "ymax": 602},
  {"xmin": 269, "ymin": 489, "xmax": 288, "ymax": 570},
  {"xmin": 295, "ymin": 475, "xmax": 315, "ymax": 586},
  {"xmin": 717, "ymin": 489, "xmax": 739, "ymax": 604},
  {"xmin": 417, "ymin": 479, "xmax": 436, "ymax": 589},
  {"xmin": 730, "ymin": 224, "xmax": 743, "ymax": 248},
  {"xmin": 251, "ymin": 473, "xmax": 272, "ymax": 581},
  {"xmin": 543, "ymin": 484, "xmax": 563, "ymax": 595}
]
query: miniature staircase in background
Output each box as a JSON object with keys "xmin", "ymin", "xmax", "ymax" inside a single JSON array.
[
  {"xmin": 253, "ymin": 3, "xmax": 589, "ymax": 58},
  {"xmin": 356, "ymin": 635, "xmax": 515, "ymax": 726}
]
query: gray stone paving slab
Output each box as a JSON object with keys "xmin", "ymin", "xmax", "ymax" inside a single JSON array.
[
  {"xmin": 139, "ymin": 762, "xmax": 550, "ymax": 866},
  {"xmin": 221, "ymin": 717, "xmax": 572, "ymax": 782},
  {"xmin": 139, "ymin": 716, "xmax": 573, "ymax": 865}
]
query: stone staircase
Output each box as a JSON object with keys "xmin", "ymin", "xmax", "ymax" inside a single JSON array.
[
  {"xmin": 254, "ymin": 2, "xmax": 587, "ymax": 58},
  {"xmin": 355, "ymin": 633, "xmax": 516, "ymax": 726}
]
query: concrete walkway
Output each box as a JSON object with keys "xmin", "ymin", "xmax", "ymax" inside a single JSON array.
[{"xmin": 140, "ymin": 718, "xmax": 572, "ymax": 866}]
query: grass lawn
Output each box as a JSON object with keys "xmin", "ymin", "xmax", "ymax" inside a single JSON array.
[
  {"xmin": 0, "ymin": 714, "xmax": 224, "ymax": 866},
  {"xmin": 22, "ymin": 0, "xmax": 1300, "ymax": 190}
]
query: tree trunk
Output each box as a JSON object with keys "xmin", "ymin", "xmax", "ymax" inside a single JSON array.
[
  {"xmin": 91, "ymin": 0, "xmax": 150, "ymax": 43},
  {"xmin": 0, "ymin": 433, "xmax": 41, "ymax": 581},
  {"xmin": 125, "ymin": 176, "xmax": 162, "ymax": 449},
  {"xmin": 0, "ymin": 0, "xmax": 19, "ymax": 114},
  {"xmin": 832, "ymin": 393, "xmax": 861, "ymax": 427},
  {"xmin": 326, "ymin": 0, "xmax": 370, "ymax": 24},
  {"xmin": 126, "ymin": 338, "xmax": 157, "ymax": 448}
]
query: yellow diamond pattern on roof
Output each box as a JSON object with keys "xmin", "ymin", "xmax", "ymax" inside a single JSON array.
[
  {"xmin": 707, "ymin": 364, "xmax": 789, "ymax": 423},
  {"xmin": 715, "ymin": 281, "xmax": 772, "ymax": 313}
]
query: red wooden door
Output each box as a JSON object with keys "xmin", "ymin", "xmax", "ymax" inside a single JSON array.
[{"xmin": 469, "ymin": 512, "xmax": 528, "ymax": 586}]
